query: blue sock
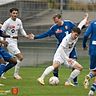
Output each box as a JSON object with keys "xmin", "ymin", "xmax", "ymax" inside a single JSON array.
[
  {"xmin": 89, "ymin": 72, "xmax": 95, "ymax": 78},
  {"xmin": 90, "ymin": 83, "xmax": 96, "ymax": 92},
  {"xmin": 4, "ymin": 62, "xmax": 16, "ymax": 73},
  {"xmin": 73, "ymin": 77, "xmax": 78, "ymax": 83},
  {"xmin": 53, "ymin": 68, "xmax": 58, "ymax": 77},
  {"xmin": 0, "ymin": 64, "xmax": 6, "ymax": 76}
]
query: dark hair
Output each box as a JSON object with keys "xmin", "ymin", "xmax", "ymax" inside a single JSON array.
[
  {"xmin": 53, "ymin": 14, "xmax": 61, "ymax": 19},
  {"xmin": 72, "ymin": 27, "xmax": 81, "ymax": 35},
  {"xmin": 10, "ymin": 8, "xmax": 19, "ymax": 13}
]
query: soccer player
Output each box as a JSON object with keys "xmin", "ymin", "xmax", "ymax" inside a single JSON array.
[
  {"xmin": 1, "ymin": 8, "xmax": 32, "ymax": 80},
  {"xmin": 83, "ymin": 19, "xmax": 96, "ymax": 96},
  {"xmin": 0, "ymin": 29, "xmax": 17, "ymax": 85},
  {"xmin": 37, "ymin": 27, "xmax": 83, "ymax": 86},
  {"xmin": 31, "ymin": 13, "xmax": 88, "ymax": 85}
]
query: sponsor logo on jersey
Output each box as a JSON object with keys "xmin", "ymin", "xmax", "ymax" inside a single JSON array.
[
  {"xmin": 55, "ymin": 29, "xmax": 62, "ymax": 33},
  {"xmin": 9, "ymin": 25, "xmax": 15, "ymax": 29},
  {"xmin": 65, "ymin": 26, "xmax": 68, "ymax": 30}
]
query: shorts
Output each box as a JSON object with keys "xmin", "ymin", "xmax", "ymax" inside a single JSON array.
[
  {"xmin": 53, "ymin": 46, "xmax": 77, "ymax": 68},
  {"xmin": 0, "ymin": 47, "xmax": 13, "ymax": 61},
  {"xmin": 7, "ymin": 43, "xmax": 20, "ymax": 55}
]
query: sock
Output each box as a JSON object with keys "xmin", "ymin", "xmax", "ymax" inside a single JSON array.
[
  {"xmin": 67, "ymin": 69, "xmax": 80, "ymax": 83},
  {"xmin": 14, "ymin": 59, "xmax": 21, "ymax": 76},
  {"xmin": 88, "ymin": 72, "xmax": 95, "ymax": 79},
  {"xmin": 73, "ymin": 77, "xmax": 77, "ymax": 83},
  {"xmin": 90, "ymin": 83, "xmax": 96, "ymax": 92},
  {"xmin": 40, "ymin": 66, "xmax": 54, "ymax": 80},
  {"xmin": 0, "ymin": 64, "xmax": 6, "ymax": 76},
  {"xmin": 53, "ymin": 68, "xmax": 59, "ymax": 77},
  {"xmin": 4, "ymin": 62, "xmax": 16, "ymax": 73},
  {"xmin": 72, "ymin": 68, "xmax": 78, "ymax": 83}
]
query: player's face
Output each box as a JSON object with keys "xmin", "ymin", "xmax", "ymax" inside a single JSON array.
[
  {"xmin": 71, "ymin": 31, "xmax": 79, "ymax": 40},
  {"xmin": 10, "ymin": 11, "xmax": 18, "ymax": 20},
  {"xmin": 53, "ymin": 17, "xmax": 61, "ymax": 25}
]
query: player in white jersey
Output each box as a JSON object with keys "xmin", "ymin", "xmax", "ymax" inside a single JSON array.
[
  {"xmin": 1, "ymin": 8, "xmax": 32, "ymax": 80},
  {"xmin": 37, "ymin": 27, "xmax": 83, "ymax": 86}
]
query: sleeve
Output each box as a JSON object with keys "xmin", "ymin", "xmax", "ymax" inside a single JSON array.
[
  {"xmin": 1, "ymin": 21, "xmax": 8, "ymax": 32},
  {"xmin": 0, "ymin": 29, "xmax": 10, "ymax": 38},
  {"xmin": 34, "ymin": 26, "xmax": 55, "ymax": 39},
  {"xmin": 60, "ymin": 36, "xmax": 68, "ymax": 48},
  {"xmin": 82, "ymin": 21, "xmax": 92, "ymax": 48},
  {"xmin": 19, "ymin": 21, "xmax": 27, "ymax": 37},
  {"xmin": 78, "ymin": 17, "xmax": 88, "ymax": 30},
  {"xmin": 70, "ymin": 21, "xmax": 76, "ymax": 28}
]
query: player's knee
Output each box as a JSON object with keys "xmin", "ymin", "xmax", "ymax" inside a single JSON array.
[
  {"xmin": 11, "ymin": 57, "xmax": 17, "ymax": 65},
  {"xmin": 79, "ymin": 65, "xmax": 83, "ymax": 71},
  {"xmin": 19, "ymin": 56, "xmax": 24, "ymax": 61}
]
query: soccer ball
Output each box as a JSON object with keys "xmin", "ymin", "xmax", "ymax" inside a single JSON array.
[{"xmin": 49, "ymin": 76, "xmax": 59, "ymax": 85}]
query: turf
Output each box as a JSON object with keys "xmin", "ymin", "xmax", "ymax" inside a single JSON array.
[{"xmin": 0, "ymin": 56, "xmax": 93, "ymax": 96}]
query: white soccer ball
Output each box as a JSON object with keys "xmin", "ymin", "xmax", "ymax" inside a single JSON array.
[{"xmin": 49, "ymin": 76, "xmax": 59, "ymax": 85}]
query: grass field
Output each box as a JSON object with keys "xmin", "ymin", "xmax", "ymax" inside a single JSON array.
[{"xmin": 0, "ymin": 56, "xmax": 94, "ymax": 96}]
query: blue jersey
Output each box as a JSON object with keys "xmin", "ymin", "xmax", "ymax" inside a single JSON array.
[
  {"xmin": 35, "ymin": 20, "xmax": 75, "ymax": 46},
  {"xmin": 83, "ymin": 20, "xmax": 96, "ymax": 55}
]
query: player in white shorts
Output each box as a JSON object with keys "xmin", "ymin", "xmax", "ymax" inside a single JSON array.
[
  {"xmin": 37, "ymin": 27, "xmax": 83, "ymax": 86},
  {"xmin": 1, "ymin": 8, "xmax": 32, "ymax": 80}
]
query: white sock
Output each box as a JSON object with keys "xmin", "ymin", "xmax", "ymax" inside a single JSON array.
[
  {"xmin": 14, "ymin": 59, "xmax": 21, "ymax": 76},
  {"xmin": 40, "ymin": 66, "xmax": 54, "ymax": 80},
  {"xmin": 67, "ymin": 69, "xmax": 80, "ymax": 82}
]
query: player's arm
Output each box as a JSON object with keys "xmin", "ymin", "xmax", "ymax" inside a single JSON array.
[
  {"xmin": 0, "ymin": 30, "xmax": 10, "ymax": 38},
  {"xmin": 78, "ymin": 13, "xmax": 89, "ymax": 30},
  {"xmin": 34, "ymin": 29, "xmax": 54, "ymax": 39},
  {"xmin": 82, "ymin": 21, "xmax": 92, "ymax": 50},
  {"xmin": 0, "ymin": 29, "xmax": 18, "ymax": 39}
]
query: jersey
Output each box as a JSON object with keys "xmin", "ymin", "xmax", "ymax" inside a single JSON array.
[
  {"xmin": 83, "ymin": 20, "xmax": 96, "ymax": 56},
  {"xmin": 53, "ymin": 33, "xmax": 78, "ymax": 67},
  {"xmin": 35, "ymin": 20, "xmax": 75, "ymax": 46},
  {"xmin": 1, "ymin": 17, "xmax": 27, "ymax": 44},
  {"xmin": 59, "ymin": 33, "xmax": 78, "ymax": 58}
]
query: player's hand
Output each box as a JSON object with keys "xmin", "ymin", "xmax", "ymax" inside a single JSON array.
[
  {"xmin": 27, "ymin": 33, "xmax": 35, "ymax": 40},
  {"xmin": 67, "ymin": 58, "xmax": 74, "ymax": 65},
  {"xmin": 84, "ymin": 13, "xmax": 89, "ymax": 19},
  {"xmin": 1, "ymin": 40, "xmax": 8, "ymax": 47}
]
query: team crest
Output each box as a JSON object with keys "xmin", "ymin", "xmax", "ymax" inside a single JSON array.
[{"xmin": 65, "ymin": 26, "xmax": 68, "ymax": 30}]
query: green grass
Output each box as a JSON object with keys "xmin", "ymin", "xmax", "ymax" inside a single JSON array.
[{"xmin": 0, "ymin": 56, "xmax": 93, "ymax": 96}]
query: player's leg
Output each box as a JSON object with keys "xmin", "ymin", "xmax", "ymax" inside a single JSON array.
[
  {"xmin": 84, "ymin": 55, "xmax": 96, "ymax": 89},
  {"xmin": 7, "ymin": 44, "xmax": 23, "ymax": 80},
  {"xmin": 65, "ymin": 60, "xmax": 83, "ymax": 86},
  {"xmin": 14, "ymin": 53, "xmax": 23, "ymax": 80},
  {"xmin": 69, "ymin": 48, "xmax": 78, "ymax": 85},
  {"xmin": 0, "ymin": 47, "xmax": 17, "ymax": 76},
  {"xmin": 37, "ymin": 61, "xmax": 60, "ymax": 85},
  {"xmin": 88, "ymin": 77, "xmax": 96, "ymax": 96},
  {"xmin": 53, "ymin": 68, "xmax": 59, "ymax": 77}
]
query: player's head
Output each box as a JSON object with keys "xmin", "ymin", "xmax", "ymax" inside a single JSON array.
[
  {"xmin": 71, "ymin": 27, "xmax": 81, "ymax": 40},
  {"xmin": 53, "ymin": 14, "xmax": 62, "ymax": 25},
  {"xmin": 10, "ymin": 8, "xmax": 19, "ymax": 20}
]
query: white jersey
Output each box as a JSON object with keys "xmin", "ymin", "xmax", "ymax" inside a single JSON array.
[
  {"xmin": 60, "ymin": 33, "xmax": 78, "ymax": 57},
  {"xmin": 1, "ymin": 17, "xmax": 27, "ymax": 44},
  {"xmin": 53, "ymin": 33, "xmax": 78, "ymax": 65}
]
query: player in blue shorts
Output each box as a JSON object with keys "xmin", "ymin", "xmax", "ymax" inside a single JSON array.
[
  {"xmin": 83, "ymin": 19, "xmax": 96, "ymax": 96},
  {"xmin": 0, "ymin": 29, "xmax": 17, "ymax": 79},
  {"xmin": 31, "ymin": 13, "xmax": 88, "ymax": 85}
]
